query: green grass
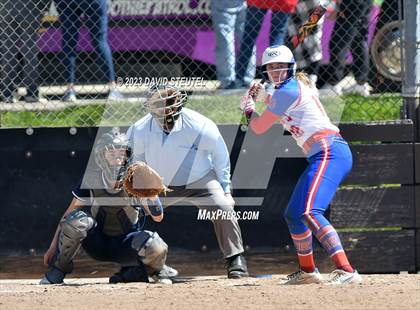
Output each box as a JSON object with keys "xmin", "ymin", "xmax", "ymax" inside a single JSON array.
[
  {"xmin": 1, "ymin": 105, "xmax": 106, "ymax": 128},
  {"xmin": 336, "ymin": 95, "xmax": 402, "ymax": 122},
  {"xmin": 0, "ymin": 94, "xmax": 403, "ymax": 128}
]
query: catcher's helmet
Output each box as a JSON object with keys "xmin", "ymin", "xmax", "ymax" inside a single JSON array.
[
  {"xmin": 94, "ymin": 129, "xmax": 130, "ymax": 185},
  {"xmin": 145, "ymin": 84, "xmax": 187, "ymax": 131},
  {"xmin": 262, "ymin": 45, "xmax": 296, "ymax": 84}
]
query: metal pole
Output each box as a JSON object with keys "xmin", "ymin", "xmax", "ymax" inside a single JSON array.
[{"xmin": 402, "ymin": 0, "xmax": 420, "ymax": 140}]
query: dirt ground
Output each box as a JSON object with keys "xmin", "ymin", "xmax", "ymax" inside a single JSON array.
[
  {"xmin": 0, "ymin": 274, "xmax": 419, "ymax": 310},
  {"xmin": 1, "ymin": 252, "xmax": 419, "ymax": 310}
]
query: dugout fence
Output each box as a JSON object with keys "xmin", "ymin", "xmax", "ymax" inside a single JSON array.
[{"xmin": 0, "ymin": 0, "xmax": 411, "ymax": 127}]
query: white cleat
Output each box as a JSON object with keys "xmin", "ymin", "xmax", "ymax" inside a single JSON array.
[
  {"xmin": 152, "ymin": 264, "xmax": 178, "ymax": 285},
  {"xmin": 283, "ymin": 268, "xmax": 324, "ymax": 285},
  {"xmin": 327, "ymin": 269, "xmax": 362, "ymax": 285},
  {"xmin": 342, "ymin": 83, "xmax": 371, "ymax": 97},
  {"xmin": 154, "ymin": 277, "xmax": 173, "ymax": 285},
  {"xmin": 158, "ymin": 264, "xmax": 178, "ymax": 278}
]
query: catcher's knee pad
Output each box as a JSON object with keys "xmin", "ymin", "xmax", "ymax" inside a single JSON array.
[
  {"xmin": 54, "ymin": 210, "xmax": 96, "ymax": 273},
  {"xmin": 131, "ymin": 231, "xmax": 168, "ymax": 273}
]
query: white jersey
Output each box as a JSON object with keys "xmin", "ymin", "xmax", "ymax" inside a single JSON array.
[{"xmin": 266, "ymin": 78, "xmax": 339, "ymax": 150}]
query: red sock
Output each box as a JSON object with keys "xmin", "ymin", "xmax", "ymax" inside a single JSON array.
[
  {"xmin": 291, "ymin": 230, "xmax": 316, "ymax": 273},
  {"xmin": 331, "ymin": 252, "xmax": 354, "ymax": 273},
  {"xmin": 298, "ymin": 253, "xmax": 316, "ymax": 273},
  {"xmin": 314, "ymin": 225, "xmax": 354, "ymax": 273}
]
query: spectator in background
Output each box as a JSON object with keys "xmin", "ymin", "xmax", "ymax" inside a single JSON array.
[
  {"xmin": 320, "ymin": 0, "xmax": 373, "ymax": 96},
  {"xmin": 56, "ymin": 0, "xmax": 123, "ymax": 102},
  {"xmin": 288, "ymin": 0, "xmax": 324, "ymax": 85},
  {"xmin": 211, "ymin": 0, "xmax": 247, "ymax": 90},
  {"xmin": 0, "ymin": 0, "xmax": 50, "ymax": 103},
  {"xmin": 235, "ymin": 0, "xmax": 298, "ymax": 88}
]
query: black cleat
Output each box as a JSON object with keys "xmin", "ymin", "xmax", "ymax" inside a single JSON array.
[
  {"xmin": 39, "ymin": 267, "xmax": 65, "ymax": 284},
  {"xmin": 109, "ymin": 265, "xmax": 149, "ymax": 284},
  {"xmin": 226, "ymin": 254, "xmax": 249, "ymax": 279}
]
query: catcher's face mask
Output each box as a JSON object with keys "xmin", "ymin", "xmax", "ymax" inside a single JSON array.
[
  {"xmin": 145, "ymin": 84, "xmax": 187, "ymax": 132},
  {"xmin": 104, "ymin": 149, "xmax": 127, "ymax": 167},
  {"xmin": 94, "ymin": 131, "xmax": 130, "ymax": 186},
  {"xmin": 103, "ymin": 148, "xmax": 128, "ymax": 187}
]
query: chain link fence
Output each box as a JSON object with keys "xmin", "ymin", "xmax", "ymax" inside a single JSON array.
[{"xmin": 0, "ymin": 0, "xmax": 405, "ymax": 128}]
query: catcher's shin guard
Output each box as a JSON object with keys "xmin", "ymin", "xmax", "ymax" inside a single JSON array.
[
  {"xmin": 54, "ymin": 210, "xmax": 96, "ymax": 273},
  {"xmin": 131, "ymin": 231, "xmax": 168, "ymax": 273}
]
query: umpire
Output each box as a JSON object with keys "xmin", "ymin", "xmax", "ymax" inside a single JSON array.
[{"xmin": 127, "ymin": 84, "xmax": 249, "ymax": 279}]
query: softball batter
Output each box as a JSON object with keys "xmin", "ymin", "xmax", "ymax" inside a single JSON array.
[{"xmin": 240, "ymin": 45, "xmax": 362, "ymax": 285}]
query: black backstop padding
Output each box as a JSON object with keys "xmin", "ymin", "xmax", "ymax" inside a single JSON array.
[{"xmin": 0, "ymin": 126, "xmax": 305, "ymax": 255}]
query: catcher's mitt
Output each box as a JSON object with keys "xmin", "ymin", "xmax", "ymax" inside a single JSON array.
[{"xmin": 122, "ymin": 161, "xmax": 170, "ymax": 198}]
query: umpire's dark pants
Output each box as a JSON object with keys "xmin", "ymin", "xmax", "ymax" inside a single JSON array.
[
  {"xmin": 162, "ymin": 171, "xmax": 245, "ymax": 259},
  {"xmin": 326, "ymin": 0, "xmax": 373, "ymax": 85},
  {"xmin": 0, "ymin": 0, "xmax": 49, "ymax": 99}
]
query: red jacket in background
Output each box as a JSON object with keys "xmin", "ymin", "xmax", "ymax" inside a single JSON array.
[{"xmin": 247, "ymin": 0, "xmax": 298, "ymax": 13}]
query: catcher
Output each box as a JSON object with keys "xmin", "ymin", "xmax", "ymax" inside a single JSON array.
[{"xmin": 40, "ymin": 130, "xmax": 176, "ymax": 284}]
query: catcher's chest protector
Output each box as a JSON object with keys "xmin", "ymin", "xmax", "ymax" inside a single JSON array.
[
  {"xmin": 84, "ymin": 170, "xmax": 139, "ymax": 236},
  {"xmin": 91, "ymin": 188, "xmax": 139, "ymax": 236}
]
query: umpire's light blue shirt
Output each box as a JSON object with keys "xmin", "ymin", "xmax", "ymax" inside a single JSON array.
[{"xmin": 127, "ymin": 108, "xmax": 232, "ymax": 193}]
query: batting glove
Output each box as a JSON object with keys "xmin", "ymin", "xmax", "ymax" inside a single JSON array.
[{"xmin": 240, "ymin": 95, "xmax": 256, "ymax": 116}]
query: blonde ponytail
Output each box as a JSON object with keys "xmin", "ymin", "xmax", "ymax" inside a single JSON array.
[{"xmin": 295, "ymin": 71, "xmax": 316, "ymax": 88}]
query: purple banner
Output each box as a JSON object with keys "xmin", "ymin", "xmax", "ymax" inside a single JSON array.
[
  {"xmin": 107, "ymin": 0, "xmax": 209, "ymax": 20},
  {"xmin": 39, "ymin": 3, "xmax": 380, "ymax": 66}
]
